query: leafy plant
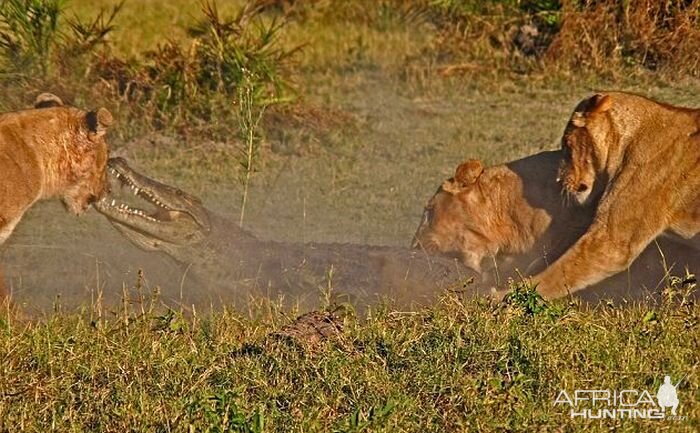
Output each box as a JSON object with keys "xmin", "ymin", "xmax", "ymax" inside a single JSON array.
[
  {"xmin": 188, "ymin": 0, "xmax": 296, "ymax": 107},
  {"xmin": 63, "ymin": 1, "xmax": 122, "ymax": 58},
  {"xmin": 183, "ymin": 390, "xmax": 265, "ymax": 433},
  {"xmin": 0, "ymin": 0, "xmax": 120, "ymax": 79},
  {"xmin": 503, "ymin": 281, "xmax": 566, "ymax": 319},
  {"xmin": 96, "ymin": 0, "xmax": 298, "ymax": 133},
  {"xmin": 340, "ymin": 398, "xmax": 397, "ymax": 432},
  {"xmin": 0, "ymin": 0, "xmax": 63, "ymax": 76}
]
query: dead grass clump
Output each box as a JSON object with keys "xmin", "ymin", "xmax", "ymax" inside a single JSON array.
[
  {"xmin": 546, "ymin": 0, "xmax": 700, "ymax": 78},
  {"xmin": 393, "ymin": 0, "xmax": 699, "ymax": 82},
  {"xmin": 396, "ymin": 1, "xmax": 561, "ymax": 83}
]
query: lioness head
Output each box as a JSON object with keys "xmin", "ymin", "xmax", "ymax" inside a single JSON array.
[
  {"xmin": 32, "ymin": 94, "xmax": 114, "ymax": 215},
  {"xmin": 411, "ymin": 159, "xmax": 497, "ymax": 271},
  {"xmin": 558, "ymin": 93, "xmax": 613, "ymax": 205},
  {"xmin": 64, "ymin": 107, "xmax": 113, "ymax": 215}
]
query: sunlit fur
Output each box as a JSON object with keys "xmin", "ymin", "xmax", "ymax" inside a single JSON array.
[
  {"xmin": 0, "ymin": 95, "xmax": 112, "ymax": 304},
  {"xmin": 532, "ymin": 92, "xmax": 700, "ymax": 299},
  {"xmin": 559, "ymin": 126, "xmax": 597, "ymax": 205},
  {"xmin": 557, "ymin": 94, "xmax": 615, "ymax": 206},
  {"xmin": 412, "ymin": 153, "xmax": 593, "ymax": 276},
  {"xmin": 412, "ymin": 182, "xmax": 495, "ymax": 272}
]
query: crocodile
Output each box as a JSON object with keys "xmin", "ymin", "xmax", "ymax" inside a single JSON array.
[{"xmin": 94, "ymin": 158, "xmax": 482, "ymax": 310}]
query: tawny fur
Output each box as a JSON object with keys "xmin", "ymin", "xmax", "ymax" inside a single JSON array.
[
  {"xmin": 532, "ymin": 92, "xmax": 700, "ymax": 299},
  {"xmin": 0, "ymin": 95, "xmax": 112, "ymax": 304},
  {"xmin": 412, "ymin": 150, "xmax": 698, "ymax": 298},
  {"xmin": 412, "ymin": 151, "xmax": 593, "ymax": 277}
]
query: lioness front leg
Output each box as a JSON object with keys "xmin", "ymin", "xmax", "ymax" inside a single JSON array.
[{"xmin": 530, "ymin": 208, "xmax": 666, "ymax": 299}]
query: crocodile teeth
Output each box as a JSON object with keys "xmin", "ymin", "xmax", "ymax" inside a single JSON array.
[{"xmin": 107, "ymin": 167, "xmax": 176, "ymax": 218}]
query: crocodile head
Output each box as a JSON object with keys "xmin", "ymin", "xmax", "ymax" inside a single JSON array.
[{"xmin": 94, "ymin": 157, "xmax": 211, "ymax": 253}]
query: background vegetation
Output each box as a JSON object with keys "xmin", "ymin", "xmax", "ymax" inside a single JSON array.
[
  {"xmin": 2, "ymin": 0, "xmax": 698, "ymax": 138},
  {"xmin": 0, "ymin": 0, "xmax": 698, "ymax": 431}
]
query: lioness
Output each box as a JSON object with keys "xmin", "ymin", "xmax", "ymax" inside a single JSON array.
[
  {"xmin": 0, "ymin": 94, "xmax": 113, "ymax": 303},
  {"xmin": 412, "ymin": 151, "xmax": 594, "ymax": 283},
  {"xmin": 412, "ymin": 151, "xmax": 698, "ymax": 297},
  {"xmin": 531, "ymin": 92, "xmax": 700, "ymax": 298}
]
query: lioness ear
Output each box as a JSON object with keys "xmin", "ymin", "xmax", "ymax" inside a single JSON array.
[
  {"xmin": 454, "ymin": 159, "xmax": 484, "ymax": 187},
  {"xmin": 590, "ymin": 94, "xmax": 612, "ymax": 114},
  {"xmin": 34, "ymin": 92, "xmax": 63, "ymax": 108},
  {"xmin": 572, "ymin": 94, "xmax": 612, "ymax": 128},
  {"xmin": 86, "ymin": 108, "xmax": 113, "ymax": 140}
]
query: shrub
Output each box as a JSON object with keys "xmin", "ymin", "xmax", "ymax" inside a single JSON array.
[
  {"xmin": 0, "ymin": 0, "xmax": 120, "ymax": 81},
  {"xmin": 546, "ymin": 0, "xmax": 700, "ymax": 77},
  {"xmin": 337, "ymin": 0, "xmax": 699, "ymax": 79},
  {"xmin": 93, "ymin": 0, "xmax": 299, "ymax": 134}
]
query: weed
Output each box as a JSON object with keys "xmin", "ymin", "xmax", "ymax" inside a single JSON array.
[
  {"xmin": 503, "ymin": 280, "xmax": 566, "ymax": 319},
  {"xmin": 338, "ymin": 398, "xmax": 397, "ymax": 432},
  {"xmin": 237, "ymin": 71, "xmax": 268, "ymax": 227},
  {"xmin": 0, "ymin": 0, "xmax": 63, "ymax": 77},
  {"xmin": 153, "ymin": 308, "xmax": 190, "ymax": 333},
  {"xmin": 181, "ymin": 390, "xmax": 265, "ymax": 433}
]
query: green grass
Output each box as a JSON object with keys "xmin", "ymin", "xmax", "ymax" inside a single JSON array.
[{"xmin": 1, "ymin": 293, "xmax": 698, "ymax": 432}]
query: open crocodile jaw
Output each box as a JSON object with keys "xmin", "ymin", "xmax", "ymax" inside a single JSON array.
[{"xmin": 94, "ymin": 158, "xmax": 209, "ymax": 247}]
